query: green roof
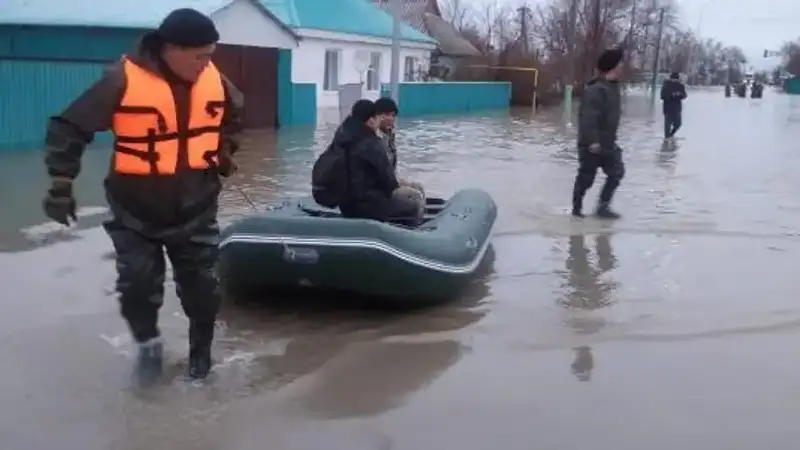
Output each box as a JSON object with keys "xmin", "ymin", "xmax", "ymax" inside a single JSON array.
[{"xmin": 260, "ymin": 0, "xmax": 436, "ymax": 44}]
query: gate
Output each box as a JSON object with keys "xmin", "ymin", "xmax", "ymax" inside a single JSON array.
[{"xmin": 213, "ymin": 44, "xmax": 279, "ymax": 128}]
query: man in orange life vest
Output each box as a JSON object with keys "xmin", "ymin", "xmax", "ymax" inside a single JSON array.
[{"xmin": 42, "ymin": 9, "xmax": 244, "ymax": 384}]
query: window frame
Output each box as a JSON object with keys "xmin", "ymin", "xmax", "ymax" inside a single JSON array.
[
  {"xmin": 323, "ymin": 49, "xmax": 341, "ymax": 91},
  {"xmin": 403, "ymin": 56, "xmax": 418, "ymax": 82},
  {"xmin": 366, "ymin": 51, "xmax": 383, "ymax": 91}
]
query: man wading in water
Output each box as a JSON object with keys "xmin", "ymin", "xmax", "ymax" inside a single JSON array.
[
  {"xmin": 42, "ymin": 8, "xmax": 243, "ymax": 385},
  {"xmin": 660, "ymin": 71, "xmax": 687, "ymax": 141},
  {"xmin": 572, "ymin": 48, "xmax": 625, "ymax": 219}
]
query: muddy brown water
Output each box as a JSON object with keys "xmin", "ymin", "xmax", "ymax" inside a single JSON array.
[{"xmin": 2, "ymin": 88, "xmax": 800, "ymax": 449}]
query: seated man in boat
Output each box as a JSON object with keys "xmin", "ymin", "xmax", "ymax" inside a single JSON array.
[
  {"xmin": 312, "ymin": 99, "xmax": 424, "ymax": 226},
  {"xmin": 374, "ymin": 97, "xmax": 426, "ymax": 197}
]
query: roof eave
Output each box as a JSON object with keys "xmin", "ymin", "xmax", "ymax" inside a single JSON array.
[{"xmin": 248, "ymin": 0, "xmax": 301, "ymax": 43}]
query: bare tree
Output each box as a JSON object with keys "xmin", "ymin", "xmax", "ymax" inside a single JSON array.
[
  {"xmin": 439, "ymin": 0, "xmax": 470, "ymax": 31},
  {"xmin": 439, "ymin": 0, "xmax": 747, "ymax": 100},
  {"xmin": 782, "ymin": 40, "xmax": 800, "ymax": 76}
]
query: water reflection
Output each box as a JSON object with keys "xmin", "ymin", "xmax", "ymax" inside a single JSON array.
[
  {"xmin": 193, "ymin": 249, "xmax": 496, "ymax": 418},
  {"xmin": 570, "ymin": 346, "xmax": 594, "ymax": 382},
  {"xmin": 560, "ymin": 234, "xmax": 618, "ymax": 383},
  {"xmin": 290, "ymin": 339, "xmax": 464, "ymax": 419},
  {"xmin": 559, "ymin": 234, "xmax": 618, "ymax": 311},
  {"xmin": 657, "ymin": 139, "xmax": 678, "ymax": 171},
  {"xmin": 218, "ymin": 296, "xmax": 488, "ymax": 420}
]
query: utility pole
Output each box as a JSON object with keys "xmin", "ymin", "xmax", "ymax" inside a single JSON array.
[
  {"xmin": 518, "ymin": 6, "xmax": 529, "ymax": 54},
  {"xmin": 649, "ymin": 7, "xmax": 665, "ymax": 96},
  {"xmin": 626, "ymin": 0, "xmax": 637, "ymax": 46},
  {"xmin": 592, "ymin": 0, "xmax": 602, "ymax": 64},
  {"xmin": 389, "ymin": 0, "xmax": 401, "ymax": 102},
  {"xmin": 625, "ymin": 0, "xmax": 637, "ymax": 91},
  {"xmin": 563, "ymin": 0, "xmax": 578, "ymax": 124}
]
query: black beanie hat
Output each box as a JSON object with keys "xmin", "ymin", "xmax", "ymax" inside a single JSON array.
[
  {"xmin": 597, "ymin": 48, "xmax": 623, "ymax": 73},
  {"xmin": 374, "ymin": 97, "xmax": 399, "ymax": 114},
  {"xmin": 351, "ymin": 99, "xmax": 377, "ymax": 123},
  {"xmin": 157, "ymin": 8, "xmax": 220, "ymax": 48},
  {"xmin": 670, "ymin": 71, "xmax": 680, "ymax": 80}
]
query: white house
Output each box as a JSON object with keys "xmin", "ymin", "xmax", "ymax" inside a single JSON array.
[
  {"xmin": 262, "ymin": 0, "xmax": 438, "ymax": 119},
  {"xmin": 210, "ymin": 0, "xmax": 298, "ymax": 50}
]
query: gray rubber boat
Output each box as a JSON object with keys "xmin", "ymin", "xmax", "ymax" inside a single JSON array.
[{"xmin": 218, "ymin": 188, "xmax": 497, "ymax": 304}]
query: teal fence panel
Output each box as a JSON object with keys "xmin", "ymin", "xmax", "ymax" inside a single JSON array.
[
  {"xmin": 289, "ymin": 83, "xmax": 317, "ymax": 126},
  {"xmin": 381, "ymin": 82, "xmax": 511, "ymax": 116},
  {"xmin": 277, "ymin": 49, "xmax": 317, "ymax": 127},
  {"xmin": 786, "ymin": 77, "xmax": 800, "ymax": 95},
  {"xmin": 0, "ymin": 25, "xmax": 138, "ymax": 151},
  {"xmin": 0, "ymin": 59, "xmax": 113, "ymax": 151},
  {"xmin": 0, "ymin": 25, "xmax": 141, "ymax": 61}
]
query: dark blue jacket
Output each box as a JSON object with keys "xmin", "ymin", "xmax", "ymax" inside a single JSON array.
[{"xmin": 660, "ymin": 79, "xmax": 687, "ymax": 114}]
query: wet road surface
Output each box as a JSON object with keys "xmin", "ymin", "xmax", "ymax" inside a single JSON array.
[{"xmin": 3, "ymin": 87, "xmax": 800, "ymax": 448}]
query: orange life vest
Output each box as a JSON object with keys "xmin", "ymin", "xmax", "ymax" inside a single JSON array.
[{"xmin": 112, "ymin": 57, "xmax": 225, "ymax": 175}]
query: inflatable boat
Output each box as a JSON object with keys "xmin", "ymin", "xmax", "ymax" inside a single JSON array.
[{"xmin": 218, "ymin": 189, "xmax": 497, "ymax": 303}]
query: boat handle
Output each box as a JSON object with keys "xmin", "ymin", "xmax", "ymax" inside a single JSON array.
[{"xmin": 282, "ymin": 246, "xmax": 320, "ymax": 264}]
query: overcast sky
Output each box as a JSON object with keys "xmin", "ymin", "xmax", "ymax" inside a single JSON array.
[{"xmin": 462, "ymin": 0, "xmax": 798, "ymax": 69}]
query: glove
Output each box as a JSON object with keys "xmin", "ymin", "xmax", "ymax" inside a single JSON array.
[
  {"xmin": 43, "ymin": 177, "xmax": 77, "ymax": 226},
  {"xmin": 217, "ymin": 153, "xmax": 238, "ymax": 178}
]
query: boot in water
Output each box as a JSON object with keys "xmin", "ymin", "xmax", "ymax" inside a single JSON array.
[
  {"xmin": 596, "ymin": 203, "xmax": 621, "ymax": 220},
  {"xmin": 187, "ymin": 346, "xmax": 212, "ymax": 380},
  {"xmin": 133, "ymin": 338, "xmax": 163, "ymax": 388},
  {"xmin": 571, "ymin": 194, "xmax": 585, "ymax": 218}
]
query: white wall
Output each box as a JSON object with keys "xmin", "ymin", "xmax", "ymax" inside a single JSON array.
[
  {"xmin": 290, "ymin": 29, "xmax": 435, "ymax": 120},
  {"xmin": 212, "ymin": 0, "xmax": 296, "ymax": 49}
]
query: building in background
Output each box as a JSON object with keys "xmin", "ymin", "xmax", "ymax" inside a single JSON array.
[
  {"xmin": 261, "ymin": 0, "xmax": 437, "ymax": 120},
  {"xmin": 0, "ymin": 0, "xmax": 307, "ymax": 151},
  {"xmin": 370, "ymin": 0, "xmax": 481, "ymax": 78}
]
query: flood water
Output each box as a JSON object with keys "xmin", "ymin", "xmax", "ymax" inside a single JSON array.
[{"xmin": 3, "ymin": 87, "xmax": 800, "ymax": 449}]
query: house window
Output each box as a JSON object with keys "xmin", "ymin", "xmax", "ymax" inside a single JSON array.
[
  {"xmin": 367, "ymin": 52, "xmax": 382, "ymax": 91},
  {"xmin": 324, "ymin": 49, "xmax": 340, "ymax": 91},
  {"xmin": 403, "ymin": 56, "xmax": 417, "ymax": 81}
]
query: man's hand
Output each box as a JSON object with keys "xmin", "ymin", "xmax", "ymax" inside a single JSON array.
[
  {"xmin": 217, "ymin": 154, "xmax": 238, "ymax": 178},
  {"xmin": 589, "ymin": 143, "xmax": 602, "ymax": 153},
  {"xmin": 42, "ymin": 177, "xmax": 77, "ymax": 226}
]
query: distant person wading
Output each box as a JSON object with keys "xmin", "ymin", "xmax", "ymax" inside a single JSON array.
[
  {"xmin": 660, "ymin": 71, "xmax": 687, "ymax": 140},
  {"xmin": 41, "ymin": 8, "xmax": 244, "ymax": 386}
]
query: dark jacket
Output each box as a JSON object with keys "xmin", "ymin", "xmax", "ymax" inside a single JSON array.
[
  {"xmin": 44, "ymin": 37, "xmax": 244, "ymax": 238},
  {"xmin": 311, "ymin": 116, "xmax": 400, "ymax": 221},
  {"xmin": 660, "ymin": 79, "xmax": 687, "ymax": 114},
  {"xmin": 577, "ymin": 78, "xmax": 621, "ymax": 152}
]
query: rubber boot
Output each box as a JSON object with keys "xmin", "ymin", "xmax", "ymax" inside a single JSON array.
[
  {"xmin": 188, "ymin": 346, "xmax": 212, "ymax": 380},
  {"xmin": 187, "ymin": 321, "xmax": 214, "ymax": 380},
  {"xmin": 596, "ymin": 202, "xmax": 621, "ymax": 220},
  {"xmin": 571, "ymin": 192, "xmax": 585, "ymax": 218},
  {"xmin": 133, "ymin": 338, "xmax": 163, "ymax": 388}
]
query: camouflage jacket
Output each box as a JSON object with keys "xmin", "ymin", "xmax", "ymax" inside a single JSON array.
[{"xmin": 378, "ymin": 129, "xmax": 398, "ymax": 170}]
